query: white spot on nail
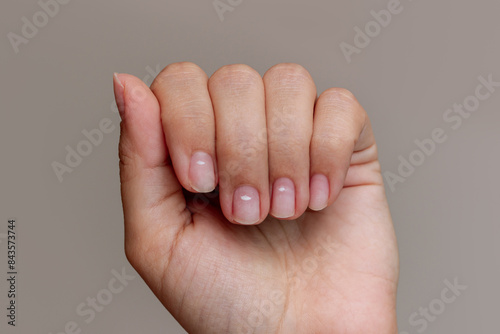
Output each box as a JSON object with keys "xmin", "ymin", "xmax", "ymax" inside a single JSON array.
[
  {"xmin": 278, "ymin": 186, "xmax": 286, "ymax": 192},
  {"xmin": 196, "ymin": 160, "xmax": 206, "ymax": 166},
  {"xmin": 241, "ymin": 195, "xmax": 252, "ymax": 201}
]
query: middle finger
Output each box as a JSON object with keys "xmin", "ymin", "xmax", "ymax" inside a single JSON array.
[{"xmin": 208, "ymin": 64, "xmax": 269, "ymax": 225}]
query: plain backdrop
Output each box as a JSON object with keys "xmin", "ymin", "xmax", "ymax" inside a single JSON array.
[{"xmin": 1, "ymin": 0, "xmax": 499, "ymax": 333}]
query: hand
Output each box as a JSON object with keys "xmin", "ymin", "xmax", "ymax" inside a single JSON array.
[{"xmin": 113, "ymin": 63, "xmax": 399, "ymax": 334}]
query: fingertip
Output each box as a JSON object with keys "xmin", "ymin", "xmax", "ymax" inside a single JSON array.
[
  {"xmin": 115, "ymin": 73, "xmax": 154, "ymax": 113},
  {"xmin": 115, "ymin": 72, "xmax": 165, "ymax": 170},
  {"xmin": 114, "ymin": 73, "xmax": 142, "ymax": 119}
]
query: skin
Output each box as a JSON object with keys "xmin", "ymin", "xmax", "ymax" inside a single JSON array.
[{"xmin": 113, "ymin": 63, "xmax": 399, "ymax": 334}]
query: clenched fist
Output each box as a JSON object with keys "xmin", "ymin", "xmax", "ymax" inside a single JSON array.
[{"xmin": 113, "ymin": 63, "xmax": 399, "ymax": 334}]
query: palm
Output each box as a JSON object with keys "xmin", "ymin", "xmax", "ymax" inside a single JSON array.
[{"xmin": 140, "ymin": 155, "xmax": 398, "ymax": 334}]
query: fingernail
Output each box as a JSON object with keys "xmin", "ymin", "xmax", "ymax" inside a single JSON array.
[
  {"xmin": 113, "ymin": 73, "xmax": 125, "ymax": 118},
  {"xmin": 271, "ymin": 178, "xmax": 295, "ymax": 219},
  {"xmin": 233, "ymin": 186, "xmax": 260, "ymax": 225},
  {"xmin": 189, "ymin": 152, "xmax": 216, "ymax": 193},
  {"xmin": 309, "ymin": 174, "xmax": 329, "ymax": 211}
]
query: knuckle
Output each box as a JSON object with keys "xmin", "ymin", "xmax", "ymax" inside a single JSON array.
[
  {"xmin": 268, "ymin": 123, "xmax": 309, "ymax": 148},
  {"xmin": 118, "ymin": 143, "xmax": 133, "ymax": 168},
  {"xmin": 271, "ymin": 136, "xmax": 307, "ymax": 157},
  {"xmin": 118, "ymin": 134, "xmax": 134, "ymax": 167},
  {"xmin": 318, "ymin": 87, "xmax": 366, "ymax": 123},
  {"xmin": 264, "ymin": 63, "xmax": 313, "ymax": 90},
  {"xmin": 169, "ymin": 110, "xmax": 213, "ymax": 132},
  {"xmin": 224, "ymin": 136, "xmax": 265, "ymax": 157},
  {"xmin": 170, "ymin": 97, "xmax": 213, "ymax": 119},
  {"xmin": 209, "ymin": 64, "xmax": 262, "ymax": 90},
  {"xmin": 219, "ymin": 139, "xmax": 267, "ymax": 175},
  {"xmin": 151, "ymin": 62, "xmax": 206, "ymax": 89},
  {"xmin": 118, "ymin": 126, "xmax": 140, "ymax": 183},
  {"xmin": 264, "ymin": 64, "xmax": 315, "ymax": 95},
  {"xmin": 319, "ymin": 87, "xmax": 358, "ymax": 108},
  {"xmin": 268, "ymin": 123, "xmax": 310, "ymax": 161}
]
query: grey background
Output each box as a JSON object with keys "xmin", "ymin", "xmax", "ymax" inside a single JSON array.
[{"xmin": 1, "ymin": 0, "xmax": 498, "ymax": 333}]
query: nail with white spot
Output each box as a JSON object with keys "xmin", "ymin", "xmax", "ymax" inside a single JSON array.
[
  {"xmin": 271, "ymin": 177, "xmax": 295, "ymax": 219},
  {"xmin": 233, "ymin": 186, "xmax": 260, "ymax": 225},
  {"xmin": 189, "ymin": 151, "xmax": 216, "ymax": 193}
]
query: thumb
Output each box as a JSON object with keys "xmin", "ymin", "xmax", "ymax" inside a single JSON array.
[{"xmin": 113, "ymin": 73, "xmax": 189, "ymax": 270}]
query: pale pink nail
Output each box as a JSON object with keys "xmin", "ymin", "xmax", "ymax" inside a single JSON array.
[
  {"xmin": 309, "ymin": 174, "xmax": 329, "ymax": 211},
  {"xmin": 271, "ymin": 178, "xmax": 295, "ymax": 219},
  {"xmin": 233, "ymin": 186, "xmax": 260, "ymax": 225},
  {"xmin": 189, "ymin": 152, "xmax": 216, "ymax": 193}
]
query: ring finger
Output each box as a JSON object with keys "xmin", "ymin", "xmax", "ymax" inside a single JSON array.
[{"xmin": 263, "ymin": 64, "xmax": 317, "ymax": 219}]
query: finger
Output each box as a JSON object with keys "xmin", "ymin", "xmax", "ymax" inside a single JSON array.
[
  {"xmin": 263, "ymin": 64, "xmax": 317, "ymax": 219},
  {"xmin": 114, "ymin": 73, "xmax": 190, "ymax": 266},
  {"xmin": 208, "ymin": 64, "xmax": 269, "ymax": 225},
  {"xmin": 150, "ymin": 62, "xmax": 217, "ymax": 194},
  {"xmin": 309, "ymin": 88, "xmax": 376, "ymax": 210}
]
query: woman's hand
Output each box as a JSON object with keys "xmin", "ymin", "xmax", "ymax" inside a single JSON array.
[{"xmin": 113, "ymin": 63, "xmax": 399, "ymax": 334}]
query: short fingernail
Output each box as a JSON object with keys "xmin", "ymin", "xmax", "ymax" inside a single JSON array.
[
  {"xmin": 189, "ymin": 151, "xmax": 216, "ymax": 193},
  {"xmin": 271, "ymin": 178, "xmax": 295, "ymax": 219},
  {"xmin": 309, "ymin": 174, "xmax": 329, "ymax": 211},
  {"xmin": 113, "ymin": 73, "xmax": 125, "ymax": 118},
  {"xmin": 233, "ymin": 186, "xmax": 260, "ymax": 225}
]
